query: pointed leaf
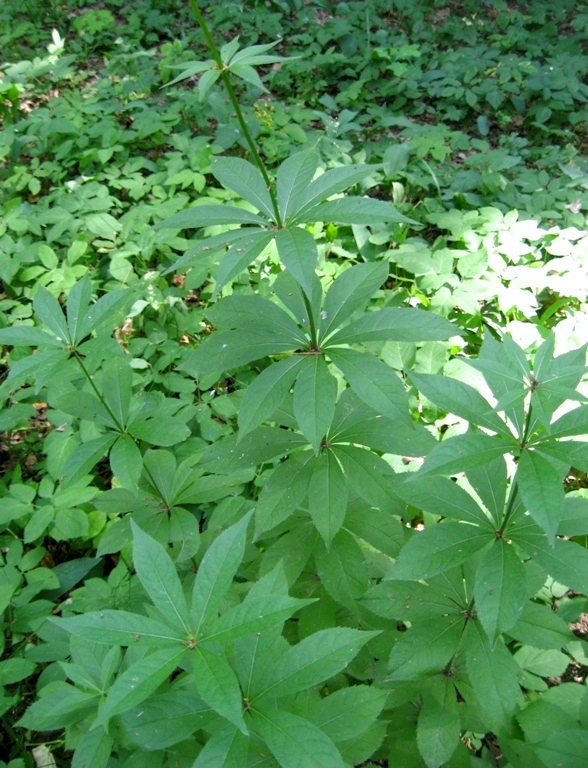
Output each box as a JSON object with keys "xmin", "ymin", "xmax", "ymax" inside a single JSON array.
[
  {"xmin": 253, "ymin": 708, "xmax": 345, "ymax": 768},
  {"xmin": 239, "ymin": 357, "xmax": 304, "ymax": 437},
  {"xmin": 165, "ymin": 59, "xmax": 214, "ymax": 87},
  {"xmin": 333, "ymin": 444, "xmax": 400, "ymax": 514},
  {"xmin": 183, "ymin": 329, "xmax": 298, "ymax": 376},
  {"xmin": 308, "ymin": 450, "xmax": 348, "ymax": 546},
  {"xmin": 66, "ymin": 274, "xmax": 92, "ymax": 345},
  {"xmin": 466, "ymin": 621, "xmax": 522, "ymax": 733},
  {"xmin": 190, "ymin": 511, "xmax": 253, "ymax": 633},
  {"xmin": 508, "ymin": 602, "xmax": 575, "ymax": 649},
  {"xmin": 399, "ymin": 475, "xmax": 492, "ymax": 527},
  {"xmin": 292, "ymin": 164, "xmax": 379, "ymax": 223},
  {"xmin": 305, "ymin": 197, "xmax": 417, "ymax": 226},
  {"xmin": 315, "ymin": 529, "xmax": 369, "ymax": 609},
  {"xmin": 33, "ymin": 286, "xmax": 70, "ymax": 344},
  {"xmin": 517, "ymin": 449, "xmax": 564, "ymax": 543},
  {"xmin": 474, "ymin": 539, "xmax": 526, "ymax": 644},
  {"xmin": 465, "ymin": 456, "xmax": 508, "ymax": 527},
  {"xmin": 193, "ymin": 725, "xmax": 248, "ymax": 768},
  {"xmin": 388, "ymin": 616, "xmax": 463, "ymax": 681},
  {"xmin": 131, "ymin": 520, "xmax": 191, "ymax": 636},
  {"xmin": 193, "ymin": 644, "xmax": 247, "ymax": 733},
  {"xmin": 293, "ymin": 355, "xmax": 337, "ymax": 453},
  {"xmin": 309, "ymin": 685, "xmax": 387, "ymax": 743},
  {"xmin": 327, "ymin": 347, "xmax": 411, "ymax": 425},
  {"xmin": 253, "ymin": 627, "xmax": 379, "ymax": 701},
  {"xmin": 55, "ymin": 610, "xmax": 181, "ymax": 646},
  {"xmin": 320, "ymin": 262, "xmax": 388, "ymax": 340},
  {"xmin": 212, "ymin": 156, "xmax": 275, "ymax": 219},
  {"xmin": 255, "ymin": 453, "xmax": 315, "ymax": 537},
  {"xmin": 101, "ymin": 356, "xmax": 133, "ymax": 429},
  {"xmin": 207, "ymin": 294, "xmax": 303, "ymax": 339},
  {"xmin": 515, "ymin": 531, "xmax": 588, "ymax": 594},
  {"xmin": 546, "ymin": 405, "xmax": 588, "ymax": 439},
  {"xmin": 275, "ymin": 227, "xmax": 318, "ymax": 297},
  {"xmin": 414, "ymin": 433, "xmax": 514, "ymax": 478},
  {"xmin": 328, "ymin": 307, "xmax": 458, "ymax": 346},
  {"xmin": 387, "ymin": 522, "xmax": 493, "ymax": 580},
  {"xmin": 277, "ymin": 150, "xmax": 320, "ymax": 222},
  {"xmin": 0, "ymin": 326, "xmax": 64, "ymax": 348},
  {"xmin": 215, "ymin": 231, "xmax": 275, "ymax": 295},
  {"xmin": 155, "ymin": 204, "xmax": 269, "ymax": 230},
  {"xmin": 417, "ymin": 677, "xmax": 460, "ymax": 768},
  {"xmin": 109, "ymin": 435, "xmax": 142, "ymax": 490},
  {"xmin": 72, "ymin": 728, "xmax": 113, "ymax": 768},
  {"xmin": 60, "ymin": 434, "xmax": 117, "ymax": 487},
  {"xmin": 81, "ymin": 287, "xmax": 132, "ymax": 338}
]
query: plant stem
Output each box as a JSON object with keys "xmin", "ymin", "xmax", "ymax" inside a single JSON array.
[
  {"xmin": 301, "ymin": 290, "xmax": 318, "ymax": 348},
  {"xmin": 500, "ymin": 401, "xmax": 533, "ymax": 533},
  {"xmin": 187, "ymin": 0, "xmax": 283, "ymax": 227},
  {"xmin": 74, "ymin": 352, "xmax": 124, "ymax": 433}
]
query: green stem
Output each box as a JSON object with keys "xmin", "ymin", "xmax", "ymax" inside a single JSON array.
[
  {"xmin": 74, "ymin": 352, "xmax": 124, "ymax": 433},
  {"xmin": 187, "ymin": 0, "xmax": 283, "ymax": 227},
  {"xmin": 500, "ymin": 402, "xmax": 533, "ymax": 533},
  {"xmin": 301, "ymin": 290, "xmax": 318, "ymax": 348}
]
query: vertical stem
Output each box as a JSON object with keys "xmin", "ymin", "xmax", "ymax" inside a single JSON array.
[
  {"xmin": 73, "ymin": 352, "xmax": 124, "ymax": 433},
  {"xmin": 301, "ymin": 290, "xmax": 318, "ymax": 348},
  {"xmin": 187, "ymin": 0, "xmax": 283, "ymax": 227}
]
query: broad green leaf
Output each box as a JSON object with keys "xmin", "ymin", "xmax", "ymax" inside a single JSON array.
[
  {"xmin": 94, "ymin": 646, "xmax": 186, "ymax": 727},
  {"xmin": 413, "ymin": 432, "xmax": 514, "ymax": 478},
  {"xmin": 207, "ymin": 294, "xmax": 304, "ymax": 340},
  {"xmin": 55, "ymin": 610, "xmax": 181, "ymax": 646},
  {"xmin": 163, "ymin": 229, "xmax": 258, "ymax": 275},
  {"xmin": 101, "ymin": 356, "xmax": 133, "ymax": 429},
  {"xmin": 517, "ymin": 449, "xmax": 564, "ymax": 543},
  {"xmin": 304, "ymin": 197, "xmax": 417, "ymax": 226},
  {"xmin": 474, "ymin": 539, "xmax": 526, "ymax": 644},
  {"xmin": 399, "ymin": 475, "xmax": 492, "ymax": 527},
  {"xmin": 320, "ymin": 262, "xmax": 388, "ymax": 340},
  {"xmin": 131, "ymin": 520, "xmax": 191, "ymax": 636},
  {"xmin": 72, "ymin": 728, "xmax": 113, "ymax": 768},
  {"xmin": 384, "ymin": 142, "xmax": 411, "ymax": 176},
  {"xmin": 127, "ymin": 413, "xmax": 190, "ymax": 447},
  {"xmin": 202, "ymin": 595, "xmax": 315, "ymax": 645},
  {"xmin": 54, "ymin": 390, "xmax": 116, "ymax": 428},
  {"xmin": 465, "ymin": 456, "xmax": 508, "ymax": 527},
  {"xmin": 215, "ymin": 231, "xmax": 275, "ymax": 295},
  {"xmin": 212, "ymin": 157, "xmax": 275, "ymax": 219},
  {"xmin": 33, "ymin": 285, "xmax": 71, "ymax": 344},
  {"xmin": 534, "ymin": 731, "xmax": 588, "ymax": 768},
  {"xmin": 308, "ymin": 685, "xmax": 387, "ymax": 743},
  {"xmin": 17, "ymin": 684, "xmax": 99, "ymax": 731},
  {"xmin": 291, "ymin": 163, "xmax": 379, "ymax": 223},
  {"xmin": 387, "ymin": 522, "xmax": 493, "ymax": 580},
  {"xmin": 142, "ymin": 449, "xmax": 176, "ymax": 505},
  {"xmin": 328, "ymin": 307, "xmax": 458, "ymax": 346},
  {"xmin": 229, "ymin": 39, "xmax": 281, "ymax": 66},
  {"xmin": 183, "ymin": 329, "xmax": 297, "ymax": 376},
  {"xmin": 388, "ymin": 616, "xmax": 463, "ymax": 681},
  {"xmin": 333, "ymin": 444, "xmax": 400, "ymax": 514},
  {"xmin": 198, "ymin": 68, "xmax": 221, "ymax": 99},
  {"xmin": 60, "ymin": 434, "xmax": 117, "ymax": 487},
  {"xmin": 417, "ymin": 677, "xmax": 460, "ymax": 768},
  {"xmin": 66, "ymin": 274, "xmax": 92, "ymax": 346},
  {"xmin": 193, "ymin": 644, "xmax": 247, "ymax": 733},
  {"xmin": 515, "ymin": 531, "xmax": 588, "ymax": 594},
  {"xmin": 80, "ymin": 287, "xmax": 132, "ymax": 339},
  {"xmin": 293, "ymin": 355, "xmax": 337, "ymax": 453},
  {"xmin": 200, "ymin": 427, "xmax": 308, "ymax": 472},
  {"xmin": 122, "ymin": 691, "xmax": 211, "ymax": 751},
  {"xmin": 252, "ymin": 708, "xmax": 345, "ymax": 768},
  {"xmin": 165, "ymin": 59, "xmax": 213, "ymax": 87},
  {"xmin": 346, "ymin": 503, "xmax": 404, "ymax": 559},
  {"xmin": 536, "ymin": 440, "xmax": 588, "ymax": 475},
  {"xmin": 558, "ymin": 496, "xmax": 588, "ymax": 536},
  {"xmin": 308, "ymin": 450, "xmax": 348, "ymax": 547},
  {"xmin": 0, "ymin": 324, "xmax": 64, "ymax": 348},
  {"xmin": 465, "ymin": 621, "xmax": 523, "ymax": 733},
  {"xmin": 275, "ymin": 227, "xmax": 318, "ymax": 297},
  {"xmin": 109, "ymin": 435, "xmax": 142, "ymax": 490},
  {"xmin": 156, "ymin": 204, "xmax": 269, "ymax": 230},
  {"xmin": 362, "ymin": 579, "xmax": 460, "ymax": 622},
  {"xmin": 253, "ymin": 627, "xmax": 379, "ymax": 701},
  {"xmin": 327, "ymin": 348, "xmax": 411, "ymax": 425},
  {"xmin": 230, "ymin": 63, "xmax": 268, "ymax": 92},
  {"xmin": 255, "ymin": 453, "xmax": 315, "ymax": 537},
  {"xmin": 239, "ymin": 357, "xmax": 304, "ymax": 438},
  {"xmin": 315, "ymin": 529, "xmax": 369, "ymax": 609},
  {"xmin": 193, "ymin": 725, "xmax": 248, "ymax": 768},
  {"xmin": 190, "ymin": 511, "xmax": 253, "ymax": 633},
  {"xmin": 500, "ymin": 739, "xmax": 548, "ymax": 768},
  {"xmin": 408, "ymin": 372, "xmax": 510, "ymax": 436},
  {"xmin": 514, "ymin": 646, "xmax": 569, "ymax": 678},
  {"xmin": 273, "ymin": 268, "xmax": 322, "ymax": 337},
  {"xmin": 546, "ymin": 404, "xmax": 588, "ymax": 439},
  {"xmin": 507, "ymin": 603, "xmax": 574, "ymax": 650},
  {"xmin": 277, "ymin": 150, "xmax": 320, "ymax": 222}
]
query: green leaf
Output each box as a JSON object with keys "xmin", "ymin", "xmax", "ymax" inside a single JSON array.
[
  {"xmin": 239, "ymin": 357, "xmax": 304, "ymax": 438},
  {"xmin": 546, "ymin": 405, "xmax": 588, "ymax": 439},
  {"xmin": 230, "ymin": 62, "xmax": 269, "ymax": 92},
  {"xmin": 290, "ymin": 163, "xmax": 379, "ymax": 223},
  {"xmin": 304, "ymin": 197, "xmax": 417, "ymax": 226},
  {"xmin": 200, "ymin": 427, "xmax": 308, "ymax": 472},
  {"xmin": 388, "ymin": 616, "xmax": 463, "ymax": 681},
  {"xmin": 94, "ymin": 646, "xmax": 186, "ymax": 727},
  {"xmin": 515, "ymin": 531, "xmax": 588, "ymax": 594},
  {"xmin": 414, "ymin": 433, "xmax": 514, "ymax": 478},
  {"xmin": 156, "ymin": 204, "xmax": 268, "ymax": 230},
  {"xmin": 417, "ymin": 677, "xmax": 460, "ymax": 768},
  {"xmin": 212, "ymin": 157, "xmax": 275, "ymax": 219},
  {"xmin": 253, "ymin": 627, "xmax": 379, "ymax": 701},
  {"xmin": 465, "ymin": 456, "xmax": 508, "ymax": 527},
  {"xmin": 275, "ymin": 227, "xmax": 318, "ymax": 297},
  {"xmin": 207, "ymin": 295, "xmax": 303, "ymax": 340},
  {"xmin": 387, "ymin": 522, "xmax": 493, "ymax": 581},
  {"xmin": 81, "ymin": 287, "xmax": 132, "ymax": 339},
  {"xmin": 55, "ymin": 610, "xmax": 181, "ymax": 646},
  {"xmin": 327, "ymin": 348, "xmax": 411, "ymax": 425},
  {"xmin": 122, "ymin": 691, "xmax": 212, "ymax": 751},
  {"xmin": 308, "ymin": 685, "xmax": 387, "ymax": 743},
  {"xmin": 60, "ymin": 434, "xmax": 117, "ymax": 487},
  {"xmin": 474, "ymin": 539, "xmax": 526, "ymax": 644},
  {"xmin": 465, "ymin": 621, "xmax": 522, "ymax": 733},
  {"xmin": 252, "ymin": 708, "xmax": 345, "ymax": 768},
  {"xmin": 0, "ymin": 325, "xmax": 65, "ymax": 348},
  {"xmin": 127, "ymin": 413, "xmax": 190, "ymax": 447},
  {"xmin": 17, "ymin": 684, "xmax": 99, "ymax": 731},
  {"xmin": 33, "ymin": 285, "xmax": 71, "ymax": 344},
  {"xmin": 384, "ymin": 143, "xmax": 411, "ymax": 176},
  {"xmin": 72, "ymin": 728, "xmax": 113, "ymax": 768},
  {"xmin": 315, "ymin": 529, "xmax": 369, "ymax": 609},
  {"xmin": 308, "ymin": 450, "xmax": 348, "ymax": 547},
  {"xmin": 215, "ymin": 231, "xmax": 275, "ymax": 295},
  {"xmin": 399, "ymin": 475, "xmax": 492, "ymax": 526},
  {"xmin": 408, "ymin": 372, "xmax": 510, "ymax": 436},
  {"xmin": 66, "ymin": 274, "xmax": 92, "ymax": 346},
  {"xmin": 362, "ymin": 579, "xmax": 459, "ymax": 622},
  {"xmin": 534, "ymin": 730, "xmax": 588, "ymax": 768},
  {"xmin": 193, "ymin": 725, "xmax": 248, "ymax": 768},
  {"xmin": 183, "ymin": 329, "xmax": 298, "ymax": 376},
  {"xmin": 517, "ymin": 450, "xmax": 564, "ymax": 543},
  {"xmin": 109, "ymin": 435, "xmax": 142, "ymax": 490},
  {"xmin": 277, "ymin": 150, "xmax": 320, "ymax": 222},
  {"xmin": 131, "ymin": 520, "xmax": 191, "ymax": 636},
  {"xmin": 507, "ymin": 603, "xmax": 574, "ymax": 649},
  {"xmin": 193, "ymin": 644, "xmax": 247, "ymax": 733},
  {"xmin": 328, "ymin": 307, "xmax": 458, "ymax": 346},
  {"xmin": 190, "ymin": 511, "xmax": 253, "ymax": 634},
  {"xmin": 255, "ymin": 453, "xmax": 315, "ymax": 537},
  {"xmin": 293, "ymin": 355, "xmax": 337, "ymax": 453},
  {"xmin": 198, "ymin": 68, "xmax": 222, "ymax": 99},
  {"xmin": 320, "ymin": 262, "xmax": 388, "ymax": 341},
  {"xmin": 165, "ymin": 58, "xmax": 213, "ymax": 87},
  {"xmin": 101, "ymin": 356, "xmax": 132, "ymax": 429},
  {"xmin": 333, "ymin": 444, "xmax": 400, "ymax": 514}
]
